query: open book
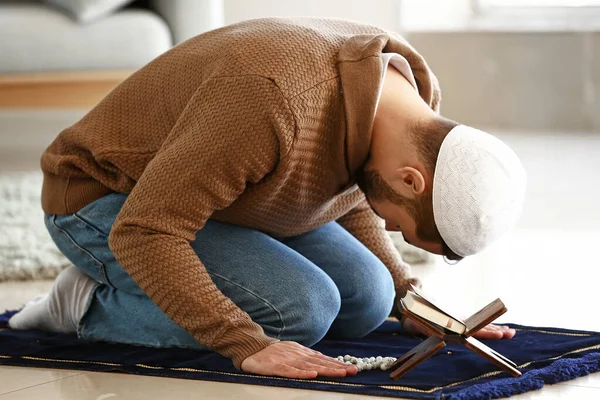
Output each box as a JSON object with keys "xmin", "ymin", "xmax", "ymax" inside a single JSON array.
[
  {"xmin": 398, "ymin": 285, "xmax": 509, "ymax": 338},
  {"xmin": 392, "ymin": 286, "xmax": 520, "ymax": 379},
  {"xmin": 400, "ymin": 288, "xmax": 466, "ymax": 334}
]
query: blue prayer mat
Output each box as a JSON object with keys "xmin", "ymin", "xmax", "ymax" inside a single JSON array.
[{"xmin": 1, "ymin": 310, "xmax": 599, "ymax": 399}]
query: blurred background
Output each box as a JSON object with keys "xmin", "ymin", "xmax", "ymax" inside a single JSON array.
[
  {"xmin": 1, "ymin": 1, "xmax": 600, "ymax": 313},
  {"xmin": 3, "ymin": 1, "xmax": 600, "ymax": 132},
  {"xmin": 2, "ymin": 0, "xmax": 599, "ymax": 263},
  {"xmin": 1, "ymin": 2, "xmax": 600, "ymax": 398}
]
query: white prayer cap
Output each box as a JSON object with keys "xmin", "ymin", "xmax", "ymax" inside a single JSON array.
[{"xmin": 433, "ymin": 125, "xmax": 526, "ymax": 257}]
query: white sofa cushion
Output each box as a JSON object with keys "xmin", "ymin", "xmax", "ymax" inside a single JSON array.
[
  {"xmin": 0, "ymin": 4, "xmax": 172, "ymax": 73},
  {"xmin": 44, "ymin": 0, "xmax": 133, "ymax": 23},
  {"xmin": 151, "ymin": 0, "xmax": 224, "ymax": 44}
]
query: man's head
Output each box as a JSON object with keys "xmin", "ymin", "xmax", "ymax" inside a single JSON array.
[
  {"xmin": 357, "ymin": 116, "xmax": 464, "ymax": 261},
  {"xmin": 359, "ymin": 72, "xmax": 526, "ymax": 260},
  {"xmin": 359, "ymin": 115, "xmax": 526, "ymax": 260}
]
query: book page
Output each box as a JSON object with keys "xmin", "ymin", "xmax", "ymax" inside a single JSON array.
[
  {"xmin": 410, "ymin": 284, "xmax": 465, "ymax": 325},
  {"xmin": 402, "ymin": 292, "xmax": 466, "ymax": 334}
]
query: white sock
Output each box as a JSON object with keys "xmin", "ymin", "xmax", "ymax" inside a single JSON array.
[{"xmin": 9, "ymin": 265, "xmax": 98, "ymax": 333}]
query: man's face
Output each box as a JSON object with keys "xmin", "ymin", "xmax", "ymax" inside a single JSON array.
[
  {"xmin": 368, "ymin": 197, "xmax": 444, "ymax": 255},
  {"xmin": 357, "ymin": 167, "xmax": 445, "ymax": 255}
]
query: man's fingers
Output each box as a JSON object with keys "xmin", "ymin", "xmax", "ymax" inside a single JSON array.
[
  {"xmin": 401, "ymin": 317, "xmax": 517, "ymax": 340},
  {"xmin": 291, "ymin": 360, "xmax": 349, "ymax": 377},
  {"xmin": 304, "ymin": 352, "xmax": 358, "ymax": 374},
  {"xmin": 475, "ymin": 324, "xmax": 516, "ymax": 339},
  {"xmin": 296, "ymin": 352, "xmax": 340, "ymax": 368},
  {"xmin": 276, "ymin": 358, "xmax": 353, "ymax": 379},
  {"xmin": 489, "ymin": 324, "xmax": 516, "ymax": 338},
  {"xmin": 482, "ymin": 329, "xmax": 503, "ymax": 339},
  {"xmin": 502, "ymin": 327, "xmax": 516, "ymax": 339},
  {"xmin": 276, "ymin": 364, "xmax": 318, "ymax": 379},
  {"xmin": 315, "ymin": 357, "xmax": 358, "ymax": 373},
  {"xmin": 241, "ymin": 341, "xmax": 363, "ymax": 379}
]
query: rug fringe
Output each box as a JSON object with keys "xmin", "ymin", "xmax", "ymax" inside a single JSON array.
[{"xmin": 449, "ymin": 353, "xmax": 600, "ymax": 399}]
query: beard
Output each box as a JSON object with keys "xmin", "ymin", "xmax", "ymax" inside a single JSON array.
[
  {"xmin": 355, "ymin": 167, "xmax": 446, "ymax": 251},
  {"xmin": 355, "ymin": 167, "xmax": 412, "ymax": 208}
]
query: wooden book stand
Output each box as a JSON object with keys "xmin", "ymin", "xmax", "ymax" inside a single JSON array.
[{"xmin": 389, "ymin": 297, "xmax": 522, "ymax": 380}]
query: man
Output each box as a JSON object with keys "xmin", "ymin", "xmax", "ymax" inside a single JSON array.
[{"xmin": 9, "ymin": 18, "xmax": 526, "ymax": 379}]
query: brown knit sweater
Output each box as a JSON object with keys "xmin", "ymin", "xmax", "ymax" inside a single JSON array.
[{"xmin": 41, "ymin": 18, "xmax": 440, "ymax": 368}]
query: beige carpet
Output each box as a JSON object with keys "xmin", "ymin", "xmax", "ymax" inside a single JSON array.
[{"xmin": 0, "ymin": 171, "xmax": 70, "ymax": 281}]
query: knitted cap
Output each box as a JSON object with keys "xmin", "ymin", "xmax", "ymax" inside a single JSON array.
[{"xmin": 432, "ymin": 125, "xmax": 527, "ymax": 257}]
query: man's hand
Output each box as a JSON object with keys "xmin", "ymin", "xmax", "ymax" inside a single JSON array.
[
  {"xmin": 240, "ymin": 341, "xmax": 359, "ymax": 379},
  {"xmin": 468, "ymin": 323, "xmax": 516, "ymax": 339},
  {"xmin": 402, "ymin": 317, "xmax": 516, "ymax": 339}
]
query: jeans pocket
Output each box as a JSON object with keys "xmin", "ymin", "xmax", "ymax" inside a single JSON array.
[
  {"xmin": 73, "ymin": 192, "xmax": 127, "ymax": 237},
  {"xmin": 46, "ymin": 214, "xmax": 113, "ymax": 287}
]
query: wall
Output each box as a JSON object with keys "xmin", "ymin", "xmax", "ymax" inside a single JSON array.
[
  {"xmin": 224, "ymin": 0, "xmax": 400, "ymax": 32},
  {"xmin": 407, "ymin": 31, "xmax": 600, "ymax": 132},
  {"xmin": 0, "ymin": 0, "xmax": 402, "ymax": 165},
  {"xmin": 2, "ymin": 2, "xmax": 598, "ymax": 134},
  {"xmin": 223, "ymin": 1, "xmax": 600, "ymax": 132}
]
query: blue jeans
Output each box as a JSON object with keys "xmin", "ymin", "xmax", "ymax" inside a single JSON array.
[{"xmin": 45, "ymin": 193, "xmax": 395, "ymax": 350}]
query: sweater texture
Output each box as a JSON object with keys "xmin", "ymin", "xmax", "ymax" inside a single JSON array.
[{"xmin": 40, "ymin": 18, "xmax": 441, "ymax": 368}]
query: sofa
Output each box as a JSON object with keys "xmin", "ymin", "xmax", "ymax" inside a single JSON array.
[
  {"xmin": 0, "ymin": 0, "xmax": 224, "ymax": 73},
  {"xmin": 0, "ymin": 0, "xmax": 224, "ymax": 108}
]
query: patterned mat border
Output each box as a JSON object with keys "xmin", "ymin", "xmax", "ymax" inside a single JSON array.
[{"xmin": 1, "ymin": 327, "xmax": 598, "ymax": 396}]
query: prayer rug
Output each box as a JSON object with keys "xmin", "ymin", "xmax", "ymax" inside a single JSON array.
[{"xmin": 1, "ymin": 310, "xmax": 599, "ymax": 399}]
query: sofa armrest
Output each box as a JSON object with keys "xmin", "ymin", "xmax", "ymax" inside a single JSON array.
[{"xmin": 150, "ymin": 0, "xmax": 224, "ymax": 44}]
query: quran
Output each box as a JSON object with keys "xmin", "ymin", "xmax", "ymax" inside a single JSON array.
[
  {"xmin": 401, "ymin": 287, "xmax": 466, "ymax": 335},
  {"xmin": 390, "ymin": 285, "xmax": 521, "ymax": 380}
]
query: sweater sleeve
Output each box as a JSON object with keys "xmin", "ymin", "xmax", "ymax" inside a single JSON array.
[
  {"xmin": 108, "ymin": 76, "xmax": 294, "ymax": 369},
  {"xmin": 336, "ymin": 197, "xmax": 421, "ymax": 297}
]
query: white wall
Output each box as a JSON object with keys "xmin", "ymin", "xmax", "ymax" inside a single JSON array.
[
  {"xmin": 407, "ymin": 31, "xmax": 600, "ymax": 132},
  {"xmin": 224, "ymin": 0, "xmax": 401, "ymax": 32}
]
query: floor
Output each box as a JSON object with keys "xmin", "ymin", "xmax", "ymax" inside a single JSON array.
[{"xmin": 0, "ymin": 118, "xmax": 599, "ymax": 399}]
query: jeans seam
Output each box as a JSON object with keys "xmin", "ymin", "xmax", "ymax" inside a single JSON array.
[
  {"xmin": 73, "ymin": 213, "xmax": 109, "ymax": 238},
  {"xmin": 76, "ymin": 282, "xmax": 101, "ymax": 338},
  {"xmin": 50, "ymin": 215, "xmax": 112, "ymax": 288},
  {"xmin": 209, "ymin": 271, "xmax": 286, "ymax": 339}
]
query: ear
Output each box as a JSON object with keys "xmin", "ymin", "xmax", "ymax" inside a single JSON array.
[{"xmin": 395, "ymin": 167, "xmax": 425, "ymax": 195}]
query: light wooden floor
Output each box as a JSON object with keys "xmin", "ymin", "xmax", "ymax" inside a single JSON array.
[{"xmin": 1, "ymin": 126, "xmax": 599, "ymax": 399}]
